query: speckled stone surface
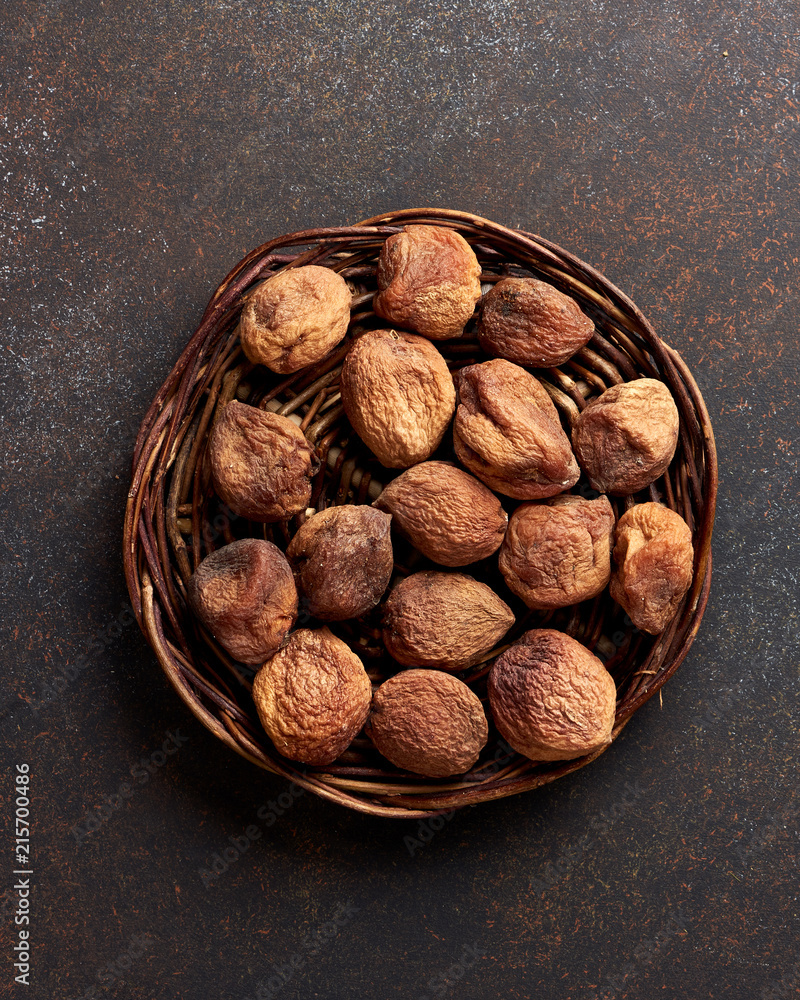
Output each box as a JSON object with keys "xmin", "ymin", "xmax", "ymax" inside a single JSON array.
[{"xmin": 1, "ymin": 2, "xmax": 798, "ymax": 998}]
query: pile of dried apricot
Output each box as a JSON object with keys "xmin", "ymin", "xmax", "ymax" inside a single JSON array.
[{"xmin": 189, "ymin": 224, "xmax": 693, "ymax": 779}]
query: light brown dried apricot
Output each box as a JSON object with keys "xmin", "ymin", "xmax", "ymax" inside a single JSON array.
[
  {"xmin": 286, "ymin": 505, "xmax": 393, "ymax": 621},
  {"xmin": 340, "ymin": 328, "xmax": 456, "ymax": 468},
  {"xmin": 382, "ymin": 570, "xmax": 514, "ymax": 672},
  {"xmin": 571, "ymin": 378, "xmax": 679, "ymax": 495},
  {"xmin": 374, "ymin": 461, "xmax": 507, "ymax": 567},
  {"xmin": 374, "ymin": 224, "xmax": 482, "ymax": 339},
  {"xmin": 488, "ymin": 629, "xmax": 616, "ymax": 761},
  {"xmin": 609, "ymin": 502, "xmax": 694, "ymax": 634},
  {"xmin": 252, "ymin": 628, "xmax": 372, "ymax": 765},
  {"xmin": 453, "ymin": 359, "xmax": 580, "ymax": 499},
  {"xmin": 477, "ymin": 277, "xmax": 594, "ymax": 366},
  {"xmin": 366, "ymin": 669, "xmax": 488, "ymax": 777},
  {"xmin": 499, "ymin": 494, "xmax": 615, "ymax": 609},
  {"xmin": 208, "ymin": 401, "xmax": 318, "ymax": 522},
  {"xmin": 240, "ymin": 265, "xmax": 351, "ymax": 374},
  {"xmin": 187, "ymin": 538, "xmax": 298, "ymax": 665}
]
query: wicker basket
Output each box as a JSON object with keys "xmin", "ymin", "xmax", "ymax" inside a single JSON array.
[{"xmin": 123, "ymin": 208, "xmax": 717, "ymax": 818}]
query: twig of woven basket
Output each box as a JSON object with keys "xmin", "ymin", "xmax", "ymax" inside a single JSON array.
[{"xmin": 123, "ymin": 208, "xmax": 717, "ymax": 818}]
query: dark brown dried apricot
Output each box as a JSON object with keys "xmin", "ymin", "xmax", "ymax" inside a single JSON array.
[
  {"xmin": 187, "ymin": 538, "xmax": 297, "ymax": 665},
  {"xmin": 208, "ymin": 401, "xmax": 318, "ymax": 522},
  {"xmin": 366, "ymin": 669, "xmax": 488, "ymax": 777},
  {"xmin": 252, "ymin": 628, "xmax": 372, "ymax": 765},
  {"xmin": 477, "ymin": 277, "xmax": 594, "ymax": 366},
  {"xmin": 488, "ymin": 629, "xmax": 616, "ymax": 761},
  {"xmin": 286, "ymin": 505, "xmax": 393, "ymax": 621}
]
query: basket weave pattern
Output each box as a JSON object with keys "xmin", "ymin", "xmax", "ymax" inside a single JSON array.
[{"xmin": 123, "ymin": 209, "xmax": 717, "ymax": 818}]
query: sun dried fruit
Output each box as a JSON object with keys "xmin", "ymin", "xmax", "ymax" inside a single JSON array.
[
  {"xmin": 610, "ymin": 502, "xmax": 694, "ymax": 634},
  {"xmin": 477, "ymin": 277, "xmax": 594, "ymax": 366},
  {"xmin": 382, "ymin": 570, "xmax": 514, "ymax": 672},
  {"xmin": 188, "ymin": 538, "xmax": 297, "ymax": 665},
  {"xmin": 239, "ymin": 265, "xmax": 351, "ymax": 374},
  {"xmin": 286, "ymin": 505, "xmax": 393, "ymax": 621},
  {"xmin": 208, "ymin": 400, "xmax": 318, "ymax": 522},
  {"xmin": 340, "ymin": 328, "xmax": 456, "ymax": 468},
  {"xmin": 488, "ymin": 629, "xmax": 616, "ymax": 761},
  {"xmin": 571, "ymin": 378, "xmax": 679, "ymax": 495},
  {"xmin": 499, "ymin": 494, "xmax": 615, "ymax": 609},
  {"xmin": 252, "ymin": 628, "xmax": 372, "ymax": 765},
  {"xmin": 453, "ymin": 359, "xmax": 580, "ymax": 499},
  {"xmin": 366, "ymin": 669, "xmax": 488, "ymax": 777},
  {"xmin": 374, "ymin": 461, "xmax": 507, "ymax": 567},
  {"xmin": 374, "ymin": 224, "xmax": 482, "ymax": 340}
]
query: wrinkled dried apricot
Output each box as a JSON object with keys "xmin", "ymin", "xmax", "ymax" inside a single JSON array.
[
  {"xmin": 374, "ymin": 461, "xmax": 507, "ymax": 567},
  {"xmin": 382, "ymin": 570, "xmax": 514, "ymax": 672},
  {"xmin": 188, "ymin": 538, "xmax": 297, "ymax": 665},
  {"xmin": 240, "ymin": 265, "xmax": 351, "ymax": 374},
  {"xmin": 571, "ymin": 378, "xmax": 679, "ymax": 495},
  {"xmin": 286, "ymin": 505, "xmax": 393, "ymax": 621},
  {"xmin": 208, "ymin": 401, "xmax": 318, "ymax": 522},
  {"xmin": 610, "ymin": 502, "xmax": 694, "ymax": 634},
  {"xmin": 366, "ymin": 669, "xmax": 488, "ymax": 777},
  {"xmin": 499, "ymin": 494, "xmax": 615, "ymax": 609},
  {"xmin": 340, "ymin": 328, "xmax": 456, "ymax": 468},
  {"xmin": 252, "ymin": 628, "xmax": 372, "ymax": 765},
  {"xmin": 488, "ymin": 629, "xmax": 617, "ymax": 761},
  {"xmin": 374, "ymin": 225, "xmax": 482, "ymax": 339},
  {"xmin": 478, "ymin": 277, "xmax": 594, "ymax": 366},
  {"xmin": 453, "ymin": 359, "xmax": 579, "ymax": 499}
]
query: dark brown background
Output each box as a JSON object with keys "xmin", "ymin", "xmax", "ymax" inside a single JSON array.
[{"xmin": 1, "ymin": 2, "xmax": 798, "ymax": 998}]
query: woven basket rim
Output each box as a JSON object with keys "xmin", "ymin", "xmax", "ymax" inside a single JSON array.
[{"xmin": 123, "ymin": 208, "xmax": 717, "ymax": 818}]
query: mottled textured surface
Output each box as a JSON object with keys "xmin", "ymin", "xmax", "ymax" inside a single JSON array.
[
  {"xmin": 367, "ymin": 670, "xmax": 489, "ymax": 778},
  {"xmin": 374, "ymin": 225, "xmax": 483, "ymax": 339},
  {"xmin": 382, "ymin": 571, "xmax": 515, "ymax": 672},
  {"xmin": 240, "ymin": 265, "xmax": 351, "ymax": 373},
  {"xmin": 454, "ymin": 359, "xmax": 581, "ymax": 497},
  {"xmin": 478, "ymin": 276, "xmax": 596, "ymax": 366},
  {"xmin": 610, "ymin": 502, "xmax": 695, "ymax": 635},
  {"xmin": 489, "ymin": 629, "xmax": 618, "ymax": 761},
  {"xmin": 374, "ymin": 461, "xmax": 509, "ymax": 566},
  {"xmin": 252, "ymin": 629, "xmax": 372, "ymax": 767},
  {"xmin": 209, "ymin": 401, "xmax": 317, "ymax": 521},
  {"xmin": 1, "ymin": 1, "xmax": 798, "ymax": 998},
  {"xmin": 572, "ymin": 378, "xmax": 681, "ymax": 495},
  {"xmin": 286, "ymin": 506, "xmax": 393, "ymax": 621},
  {"xmin": 188, "ymin": 538, "xmax": 298, "ymax": 666},
  {"xmin": 340, "ymin": 328, "xmax": 456, "ymax": 467},
  {"xmin": 499, "ymin": 495, "xmax": 616, "ymax": 609}
]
